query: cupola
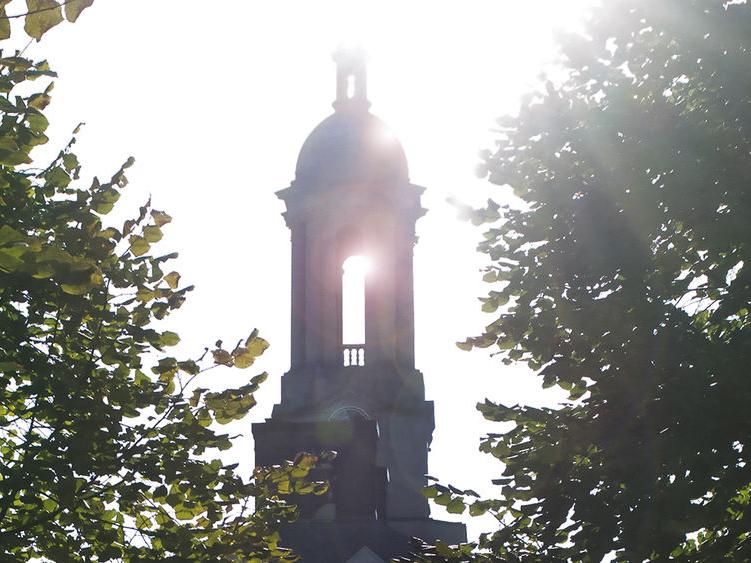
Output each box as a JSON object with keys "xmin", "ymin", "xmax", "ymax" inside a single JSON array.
[{"xmin": 293, "ymin": 47, "xmax": 409, "ymax": 188}]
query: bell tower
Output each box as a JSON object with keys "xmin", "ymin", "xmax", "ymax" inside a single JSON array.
[{"xmin": 253, "ymin": 49, "xmax": 466, "ymax": 563}]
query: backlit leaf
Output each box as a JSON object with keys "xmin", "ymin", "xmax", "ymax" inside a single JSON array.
[
  {"xmin": 28, "ymin": 92, "xmax": 51, "ymax": 110},
  {"xmin": 164, "ymin": 271, "xmax": 180, "ymax": 289},
  {"xmin": 129, "ymin": 235, "xmax": 149, "ymax": 257},
  {"xmin": 160, "ymin": 331, "xmax": 180, "ymax": 347},
  {"xmin": 212, "ymin": 349, "xmax": 232, "ymax": 366},
  {"xmin": 151, "ymin": 210, "xmax": 172, "ymax": 227},
  {"xmin": 24, "ymin": 0, "xmax": 64, "ymax": 41},
  {"xmin": 0, "ymin": 6, "xmax": 10, "ymax": 40},
  {"xmin": 143, "ymin": 225, "xmax": 162, "ymax": 243},
  {"xmin": 447, "ymin": 497, "xmax": 466, "ymax": 514},
  {"xmin": 64, "ymin": 0, "xmax": 93, "ymax": 22}
]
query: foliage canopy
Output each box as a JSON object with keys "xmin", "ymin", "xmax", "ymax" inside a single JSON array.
[
  {"xmin": 419, "ymin": 1, "xmax": 751, "ymax": 561},
  {"xmin": 0, "ymin": 53, "xmax": 326, "ymax": 561}
]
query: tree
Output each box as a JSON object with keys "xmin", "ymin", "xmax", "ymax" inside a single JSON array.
[
  {"xmin": 416, "ymin": 1, "xmax": 751, "ymax": 561},
  {"xmin": 0, "ymin": 53, "xmax": 327, "ymax": 561}
]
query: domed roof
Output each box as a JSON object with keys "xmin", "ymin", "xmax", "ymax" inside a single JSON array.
[{"xmin": 295, "ymin": 110, "xmax": 409, "ymax": 186}]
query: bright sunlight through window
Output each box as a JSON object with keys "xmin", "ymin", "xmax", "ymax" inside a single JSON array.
[{"xmin": 342, "ymin": 255, "xmax": 372, "ymax": 344}]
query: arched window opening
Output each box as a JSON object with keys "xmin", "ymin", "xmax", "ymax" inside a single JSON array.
[
  {"xmin": 329, "ymin": 405, "xmax": 370, "ymax": 421},
  {"xmin": 342, "ymin": 255, "xmax": 370, "ymax": 366},
  {"xmin": 346, "ymin": 73, "xmax": 356, "ymax": 99}
]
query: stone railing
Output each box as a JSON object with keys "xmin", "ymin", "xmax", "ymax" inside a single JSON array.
[{"xmin": 342, "ymin": 344, "xmax": 365, "ymax": 367}]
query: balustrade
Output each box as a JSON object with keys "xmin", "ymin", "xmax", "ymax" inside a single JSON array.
[{"xmin": 342, "ymin": 344, "xmax": 365, "ymax": 367}]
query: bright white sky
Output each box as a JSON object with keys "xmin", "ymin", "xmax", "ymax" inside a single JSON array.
[{"xmin": 13, "ymin": 0, "xmax": 594, "ymax": 540}]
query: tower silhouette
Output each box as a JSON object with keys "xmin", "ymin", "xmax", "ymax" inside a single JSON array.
[{"xmin": 252, "ymin": 48, "xmax": 466, "ymax": 562}]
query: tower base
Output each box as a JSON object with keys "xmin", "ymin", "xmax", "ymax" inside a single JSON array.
[{"xmin": 282, "ymin": 518, "xmax": 467, "ymax": 562}]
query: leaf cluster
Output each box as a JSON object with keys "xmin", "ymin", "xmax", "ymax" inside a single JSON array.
[
  {"xmin": 426, "ymin": 1, "xmax": 751, "ymax": 561},
  {"xmin": 0, "ymin": 0, "xmax": 94, "ymax": 41},
  {"xmin": 0, "ymin": 54, "xmax": 315, "ymax": 561}
]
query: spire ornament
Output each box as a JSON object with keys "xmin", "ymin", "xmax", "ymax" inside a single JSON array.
[{"xmin": 332, "ymin": 45, "xmax": 371, "ymax": 112}]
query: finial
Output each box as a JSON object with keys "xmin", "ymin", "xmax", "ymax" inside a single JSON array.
[{"xmin": 332, "ymin": 45, "xmax": 371, "ymax": 112}]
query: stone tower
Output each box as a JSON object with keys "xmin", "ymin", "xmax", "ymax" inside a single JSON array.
[{"xmin": 252, "ymin": 49, "xmax": 466, "ymax": 562}]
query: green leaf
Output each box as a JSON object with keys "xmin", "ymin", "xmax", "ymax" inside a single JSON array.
[
  {"xmin": 24, "ymin": 1, "xmax": 64, "ymax": 41},
  {"xmin": 422, "ymin": 485, "xmax": 439, "ymax": 499},
  {"xmin": 245, "ymin": 333, "xmax": 270, "ymax": 356},
  {"xmin": 135, "ymin": 513, "xmax": 152, "ymax": 529},
  {"xmin": 154, "ymin": 512, "xmax": 171, "ymax": 526},
  {"xmin": 447, "ymin": 497, "xmax": 466, "ymax": 514},
  {"xmin": 0, "ymin": 149, "xmax": 32, "ymax": 165},
  {"xmin": 27, "ymin": 110, "xmax": 49, "ymax": 132},
  {"xmin": 159, "ymin": 331, "xmax": 180, "ymax": 347},
  {"xmin": 0, "ymin": 225, "xmax": 25, "ymax": 246},
  {"xmin": 0, "ymin": 6, "xmax": 10, "ymax": 40},
  {"xmin": 232, "ymin": 347, "xmax": 254, "ymax": 369},
  {"xmin": 143, "ymin": 225, "xmax": 163, "ymax": 243},
  {"xmin": 178, "ymin": 360, "xmax": 200, "ymax": 375},
  {"xmin": 44, "ymin": 165, "xmax": 70, "ymax": 187},
  {"xmin": 164, "ymin": 271, "xmax": 180, "ymax": 289},
  {"xmin": 28, "ymin": 91, "xmax": 51, "ymax": 110},
  {"xmin": 469, "ymin": 501, "xmax": 488, "ymax": 517},
  {"xmin": 250, "ymin": 372, "xmax": 268, "ymax": 385},
  {"xmin": 197, "ymin": 408, "xmax": 212, "ymax": 427},
  {"xmin": 60, "ymin": 281, "xmax": 90, "ymax": 295},
  {"xmin": 62, "ymin": 152, "xmax": 78, "ymax": 171},
  {"xmin": 129, "ymin": 235, "xmax": 149, "ymax": 257},
  {"xmin": 64, "ymin": 0, "xmax": 93, "ymax": 22},
  {"xmin": 175, "ymin": 508, "xmax": 192, "ymax": 521},
  {"xmin": 151, "ymin": 210, "xmax": 172, "ymax": 227},
  {"xmin": 434, "ymin": 492, "xmax": 452, "ymax": 506}
]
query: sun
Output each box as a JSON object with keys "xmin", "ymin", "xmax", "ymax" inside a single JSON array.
[{"xmin": 342, "ymin": 254, "xmax": 372, "ymax": 278}]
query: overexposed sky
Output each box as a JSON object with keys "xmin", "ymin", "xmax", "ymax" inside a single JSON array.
[{"xmin": 13, "ymin": 0, "xmax": 593, "ymax": 539}]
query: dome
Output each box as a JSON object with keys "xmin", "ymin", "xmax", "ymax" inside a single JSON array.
[{"xmin": 295, "ymin": 111, "xmax": 409, "ymax": 187}]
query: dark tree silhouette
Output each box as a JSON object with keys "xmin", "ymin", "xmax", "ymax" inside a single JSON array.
[{"xmin": 414, "ymin": 1, "xmax": 751, "ymax": 561}]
